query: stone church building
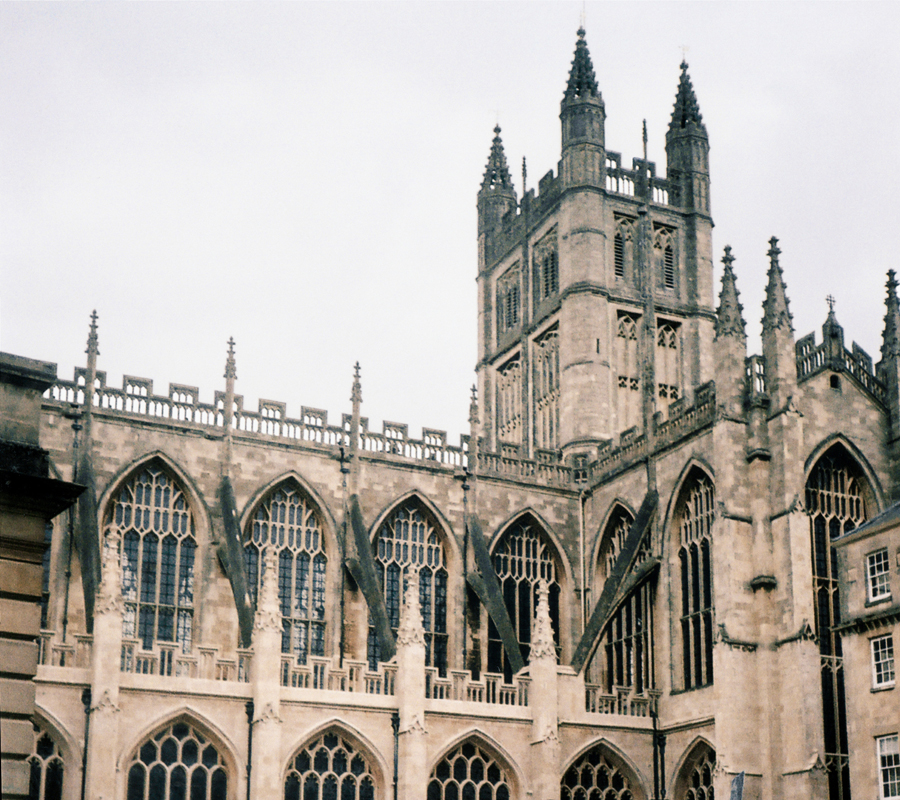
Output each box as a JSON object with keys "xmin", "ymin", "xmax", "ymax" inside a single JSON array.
[{"xmin": 20, "ymin": 29, "xmax": 900, "ymax": 800}]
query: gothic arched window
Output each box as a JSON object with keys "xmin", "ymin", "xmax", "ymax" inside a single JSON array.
[
  {"xmin": 28, "ymin": 726, "xmax": 64, "ymax": 800},
  {"xmin": 615, "ymin": 312, "xmax": 641, "ymax": 432},
  {"xmin": 244, "ymin": 483, "xmax": 327, "ymax": 664},
  {"xmin": 657, "ymin": 321, "xmax": 681, "ymax": 415},
  {"xmin": 126, "ymin": 721, "xmax": 228, "ymax": 800},
  {"xmin": 533, "ymin": 326, "xmax": 560, "ymax": 450},
  {"xmin": 674, "ymin": 745, "xmax": 716, "ymax": 800},
  {"xmin": 496, "ymin": 356, "xmax": 523, "ymax": 446},
  {"xmin": 561, "ymin": 746, "xmax": 637, "ymax": 800},
  {"xmin": 676, "ymin": 472, "xmax": 715, "ymax": 690},
  {"xmin": 654, "ymin": 228, "xmax": 677, "ymax": 290},
  {"xmin": 614, "ymin": 218, "xmax": 634, "ymax": 280},
  {"xmin": 428, "ymin": 741, "xmax": 511, "ymax": 800},
  {"xmin": 108, "ymin": 465, "xmax": 196, "ymax": 652},
  {"xmin": 285, "ymin": 731, "xmax": 375, "ymax": 800},
  {"xmin": 488, "ymin": 518, "xmax": 560, "ymax": 680},
  {"xmin": 534, "ymin": 229, "xmax": 559, "ymax": 303},
  {"xmin": 595, "ymin": 507, "xmax": 654, "ymax": 694},
  {"xmin": 806, "ymin": 445, "xmax": 870, "ymax": 800},
  {"xmin": 368, "ymin": 502, "xmax": 448, "ymax": 673},
  {"xmin": 496, "ymin": 265, "xmax": 521, "ymax": 335}
]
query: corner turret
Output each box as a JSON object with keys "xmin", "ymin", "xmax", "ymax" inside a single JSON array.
[
  {"xmin": 559, "ymin": 28, "xmax": 605, "ymax": 188},
  {"xmin": 666, "ymin": 62, "xmax": 709, "ymax": 214},
  {"xmin": 477, "ymin": 125, "xmax": 517, "ymax": 236}
]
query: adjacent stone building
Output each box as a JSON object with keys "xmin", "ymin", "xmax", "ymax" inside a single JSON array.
[{"xmin": 18, "ymin": 29, "xmax": 900, "ymax": 800}]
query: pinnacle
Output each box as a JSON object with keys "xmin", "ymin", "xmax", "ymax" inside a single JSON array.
[
  {"xmin": 669, "ymin": 61, "xmax": 706, "ymax": 135},
  {"xmin": 86, "ymin": 309, "xmax": 100, "ymax": 357},
  {"xmin": 762, "ymin": 237, "xmax": 794, "ymax": 334},
  {"xmin": 882, "ymin": 270, "xmax": 900, "ymax": 361},
  {"xmin": 529, "ymin": 580, "xmax": 557, "ymax": 663},
  {"xmin": 224, "ymin": 337, "xmax": 237, "ymax": 380},
  {"xmin": 715, "ymin": 246, "xmax": 746, "ymax": 339},
  {"xmin": 468, "ymin": 384, "xmax": 479, "ymax": 427},
  {"xmin": 351, "ymin": 361, "xmax": 362, "ymax": 405},
  {"xmin": 563, "ymin": 27, "xmax": 600, "ymax": 102},
  {"xmin": 480, "ymin": 126, "xmax": 514, "ymax": 194}
]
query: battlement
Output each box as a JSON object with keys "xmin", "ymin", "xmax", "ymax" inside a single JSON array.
[
  {"xmin": 604, "ymin": 152, "xmax": 674, "ymax": 206},
  {"xmin": 794, "ymin": 331, "xmax": 885, "ymax": 404}
]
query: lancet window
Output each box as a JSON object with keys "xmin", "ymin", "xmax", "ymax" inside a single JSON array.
[
  {"xmin": 285, "ymin": 732, "xmax": 375, "ymax": 800},
  {"xmin": 677, "ymin": 472, "xmax": 715, "ymax": 690},
  {"xmin": 534, "ymin": 229, "xmax": 559, "ymax": 303},
  {"xmin": 533, "ymin": 326, "xmax": 560, "ymax": 450},
  {"xmin": 28, "ymin": 726, "xmax": 64, "ymax": 800},
  {"xmin": 488, "ymin": 518, "xmax": 560, "ymax": 680},
  {"xmin": 368, "ymin": 502, "xmax": 448, "ymax": 673},
  {"xmin": 428, "ymin": 742, "xmax": 511, "ymax": 800},
  {"xmin": 615, "ymin": 312, "xmax": 641, "ymax": 432},
  {"xmin": 806, "ymin": 445, "xmax": 870, "ymax": 800},
  {"xmin": 108, "ymin": 466, "xmax": 196, "ymax": 652},
  {"xmin": 496, "ymin": 265, "xmax": 521, "ymax": 335},
  {"xmin": 595, "ymin": 507, "xmax": 654, "ymax": 694},
  {"xmin": 614, "ymin": 217, "xmax": 635, "ymax": 280},
  {"xmin": 561, "ymin": 746, "xmax": 636, "ymax": 800},
  {"xmin": 654, "ymin": 227, "xmax": 677, "ymax": 290},
  {"xmin": 244, "ymin": 483, "xmax": 327, "ymax": 664},
  {"xmin": 126, "ymin": 721, "xmax": 228, "ymax": 800},
  {"xmin": 496, "ymin": 356, "xmax": 523, "ymax": 445},
  {"xmin": 657, "ymin": 320, "xmax": 681, "ymax": 415}
]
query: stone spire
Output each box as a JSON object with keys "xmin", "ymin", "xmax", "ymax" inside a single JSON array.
[
  {"xmin": 530, "ymin": 580, "xmax": 557, "ymax": 663},
  {"xmin": 480, "ymin": 126, "xmax": 515, "ymax": 194},
  {"xmin": 563, "ymin": 27, "xmax": 600, "ymax": 102},
  {"xmin": 882, "ymin": 270, "xmax": 900, "ymax": 361},
  {"xmin": 761, "ymin": 238, "xmax": 793, "ymax": 333},
  {"xmin": 715, "ymin": 246, "xmax": 746, "ymax": 340},
  {"xmin": 669, "ymin": 61, "xmax": 707, "ymax": 135}
]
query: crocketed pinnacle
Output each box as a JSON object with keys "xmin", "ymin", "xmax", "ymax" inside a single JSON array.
[
  {"xmin": 468, "ymin": 384, "xmax": 479, "ymax": 427},
  {"xmin": 762, "ymin": 237, "xmax": 794, "ymax": 333},
  {"xmin": 224, "ymin": 337, "xmax": 237, "ymax": 380},
  {"xmin": 351, "ymin": 362, "xmax": 362, "ymax": 405},
  {"xmin": 669, "ymin": 61, "xmax": 707, "ymax": 135},
  {"xmin": 563, "ymin": 28, "xmax": 600, "ymax": 102},
  {"xmin": 86, "ymin": 309, "xmax": 100, "ymax": 357},
  {"xmin": 529, "ymin": 580, "xmax": 557, "ymax": 663},
  {"xmin": 715, "ymin": 246, "xmax": 746, "ymax": 339},
  {"xmin": 882, "ymin": 270, "xmax": 900, "ymax": 360},
  {"xmin": 480, "ymin": 126, "xmax": 515, "ymax": 193}
]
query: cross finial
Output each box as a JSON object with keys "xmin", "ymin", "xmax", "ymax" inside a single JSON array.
[
  {"xmin": 224, "ymin": 337, "xmax": 237, "ymax": 380},
  {"xmin": 722, "ymin": 245, "xmax": 735, "ymax": 270},
  {"xmin": 826, "ymin": 295, "xmax": 835, "ymax": 313},
  {"xmin": 86, "ymin": 309, "xmax": 100, "ymax": 356},
  {"xmin": 351, "ymin": 361, "xmax": 362, "ymax": 405},
  {"xmin": 767, "ymin": 236, "xmax": 781, "ymax": 265}
]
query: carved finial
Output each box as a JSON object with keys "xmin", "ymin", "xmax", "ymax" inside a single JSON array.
[
  {"xmin": 669, "ymin": 59, "xmax": 705, "ymax": 134},
  {"xmin": 565, "ymin": 26, "xmax": 599, "ymax": 102},
  {"xmin": 86, "ymin": 310, "xmax": 100, "ymax": 357},
  {"xmin": 481, "ymin": 126, "xmax": 515, "ymax": 194},
  {"xmin": 762, "ymin": 237, "xmax": 793, "ymax": 333},
  {"xmin": 530, "ymin": 580, "xmax": 557, "ymax": 663},
  {"xmin": 716, "ymin": 246, "xmax": 746, "ymax": 340},
  {"xmin": 642, "ymin": 119, "xmax": 648, "ymax": 161},
  {"xmin": 882, "ymin": 270, "xmax": 900, "ymax": 360},
  {"xmin": 351, "ymin": 362, "xmax": 362, "ymax": 405},
  {"xmin": 396, "ymin": 567, "xmax": 425, "ymax": 647},
  {"xmin": 522, "ymin": 156, "xmax": 527, "ymax": 193},
  {"xmin": 468, "ymin": 384, "xmax": 479, "ymax": 427},
  {"xmin": 826, "ymin": 295, "xmax": 835, "ymax": 313},
  {"xmin": 224, "ymin": 337, "xmax": 237, "ymax": 380}
]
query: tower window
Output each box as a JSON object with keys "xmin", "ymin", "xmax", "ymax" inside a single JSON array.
[
  {"xmin": 653, "ymin": 227, "xmax": 677, "ymax": 291},
  {"xmin": 496, "ymin": 266, "xmax": 521, "ymax": 335},
  {"xmin": 614, "ymin": 218, "xmax": 634, "ymax": 281},
  {"xmin": 664, "ymin": 245, "xmax": 675, "ymax": 288},
  {"xmin": 614, "ymin": 233, "xmax": 624, "ymax": 278},
  {"xmin": 533, "ymin": 229, "xmax": 559, "ymax": 303}
]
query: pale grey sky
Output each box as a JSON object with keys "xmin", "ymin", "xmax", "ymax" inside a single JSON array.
[{"xmin": 3, "ymin": 2, "xmax": 898, "ymax": 439}]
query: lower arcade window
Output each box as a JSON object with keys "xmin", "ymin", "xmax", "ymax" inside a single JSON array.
[
  {"xmin": 28, "ymin": 726, "xmax": 63, "ymax": 800},
  {"xmin": 284, "ymin": 732, "xmax": 375, "ymax": 800},
  {"xmin": 561, "ymin": 747, "xmax": 635, "ymax": 800},
  {"xmin": 427, "ymin": 742, "xmax": 511, "ymax": 800}
]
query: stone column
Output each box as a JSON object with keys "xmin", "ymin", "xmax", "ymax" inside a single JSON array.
[
  {"xmin": 83, "ymin": 528, "xmax": 123, "ymax": 800},
  {"xmin": 529, "ymin": 581, "xmax": 559, "ymax": 800},
  {"xmin": 395, "ymin": 569, "xmax": 428, "ymax": 800},
  {"xmin": 250, "ymin": 547, "xmax": 283, "ymax": 799}
]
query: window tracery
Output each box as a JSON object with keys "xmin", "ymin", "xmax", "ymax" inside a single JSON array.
[
  {"xmin": 496, "ymin": 265, "xmax": 521, "ymax": 335},
  {"xmin": 427, "ymin": 742, "xmax": 511, "ymax": 800},
  {"xmin": 28, "ymin": 726, "xmax": 64, "ymax": 800},
  {"xmin": 614, "ymin": 218, "xmax": 635, "ymax": 280},
  {"xmin": 108, "ymin": 466, "xmax": 195, "ymax": 652},
  {"xmin": 534, "ymin": 229, "xmax": 559, "ymax": 303},
  {"xmin": 561, "ymin": 746, "xmax": 636, "ymax": 800},
  {"xmin": 806, "ymin": 446, "xmax": 870, "ymax": 800},
  {"xmin": 533, "ymin": 327, "xmax": 559, "ymax": 450},
  {"xmin": 368, "ymin": 502, "xmax": 448, "ymax": 673},
  {"xmin": 657, "ymin": 321, "xmax": 681, "ymax": 415},
  {"xmin": 677, "ymin": 473, "xmax": 714, "ymax": 690},
  {"xmin": 677, "ymin": 747, "xmax": 715, "ymax": 800},
  {"xmin": 488, "ymin": 519, "xmax": 560, "ymax": 680},
  {"xmin": 244, "ymin": 484, "xmax": 327, "ymax": 664},
  {"xmin": 496, "ymin": 356, "xmax": 523, "ymax": 446},
  {"xmin": 615, "ymin": 312, "xmax": 641, "ymax": 432},
  {"xmin": 654, "ymin": 227, "xmax": 677, "ymax": 290},
  {"xmin": 126, "ymin": 721, "xmax": 228, "ymax": 800},
  {"xmin": 285, "ymin": 731, "xmax": 375, "ymax": 800}
]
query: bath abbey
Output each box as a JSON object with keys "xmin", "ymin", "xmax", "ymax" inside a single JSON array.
[{"xmin": 4, "ymin": 28, "xmax": 900, "ymax": 800}]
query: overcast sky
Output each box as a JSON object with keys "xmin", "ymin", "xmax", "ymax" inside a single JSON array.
[{"xmin": 3, "ymin": 2, "xmax": 899, "ymax": 440}]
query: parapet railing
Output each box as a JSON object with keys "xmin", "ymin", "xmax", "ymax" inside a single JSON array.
[
  {"xmin": 280, "ymin": 656, "xmax": 396, "ymax": 696},
  {"xmin": 584, "ymin": 684, "xmax": 661, "ymax": 717},
  {"xmin": 119, "ymin": 640, "xmax": 252, "ymax": 682},
  {"xmin": 604, "ymin": 154, "xmax": 673, "ymax": 206},
  {"xmin": 38, "ymin": 631, "xmax": 93, "ymax": 669},
  {"xmin": 795, "ymin": 334, "xmax": 885, "ymax": 404},
  {"xmin": 425, "ymin": 668, "xmax": 530, "ymax": 706}
]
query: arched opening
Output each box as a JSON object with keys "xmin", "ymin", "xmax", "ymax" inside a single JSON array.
[
  {"xmin": 244, "ymin": 480, "xmax": 328, "ymax": 664},
  {"xmin": 368, "ymin": 499, "xmax": 449, "ymax": 674},
  {"xmin": 488, "ymin": 515, "xmax": 561, "ymax": 681},
  {"xmin": 561, "ymin": 742, "xmax": 644, "ymax": 800},
  {"xmin": 805, "ymin": 442, "xmax": 874, "ymax": 800},
  {"xmin": 284, "ymin": 730, "xmax": 376, "ymax": 800},
  {"xmin": 105, "ymin": 463, "xmax": 196, "ymax": 653},
  {"xmin": 672, "ymin": 469, "xmax": 715, "ymax": 691},
  {"xmin": 125, "ymin": 720, "xmax": 229, "ymax": 800},
  {"xmin": 28, "ymin": 724, "xmax": 65, "ymax": 800},
  {"xmin": 672, "ymin": 742, "xmax": 715, "ymax": 800},
  {"xmin": 428, "ymin": 740, "xmax": 512, "ymax": 800}
]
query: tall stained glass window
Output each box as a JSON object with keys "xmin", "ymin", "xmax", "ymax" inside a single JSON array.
[
  {"xmin": 108, "ymin": 466, "xmax": 195, "ymax": 652},
  {"xmin": 244, "ymin": 483, "xmax": 327, "ymax": 664}
]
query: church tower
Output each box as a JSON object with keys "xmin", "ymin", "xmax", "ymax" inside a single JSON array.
[{"xmin": 476, "ymin": 30, "xmax": 716, "ymax": 461}]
